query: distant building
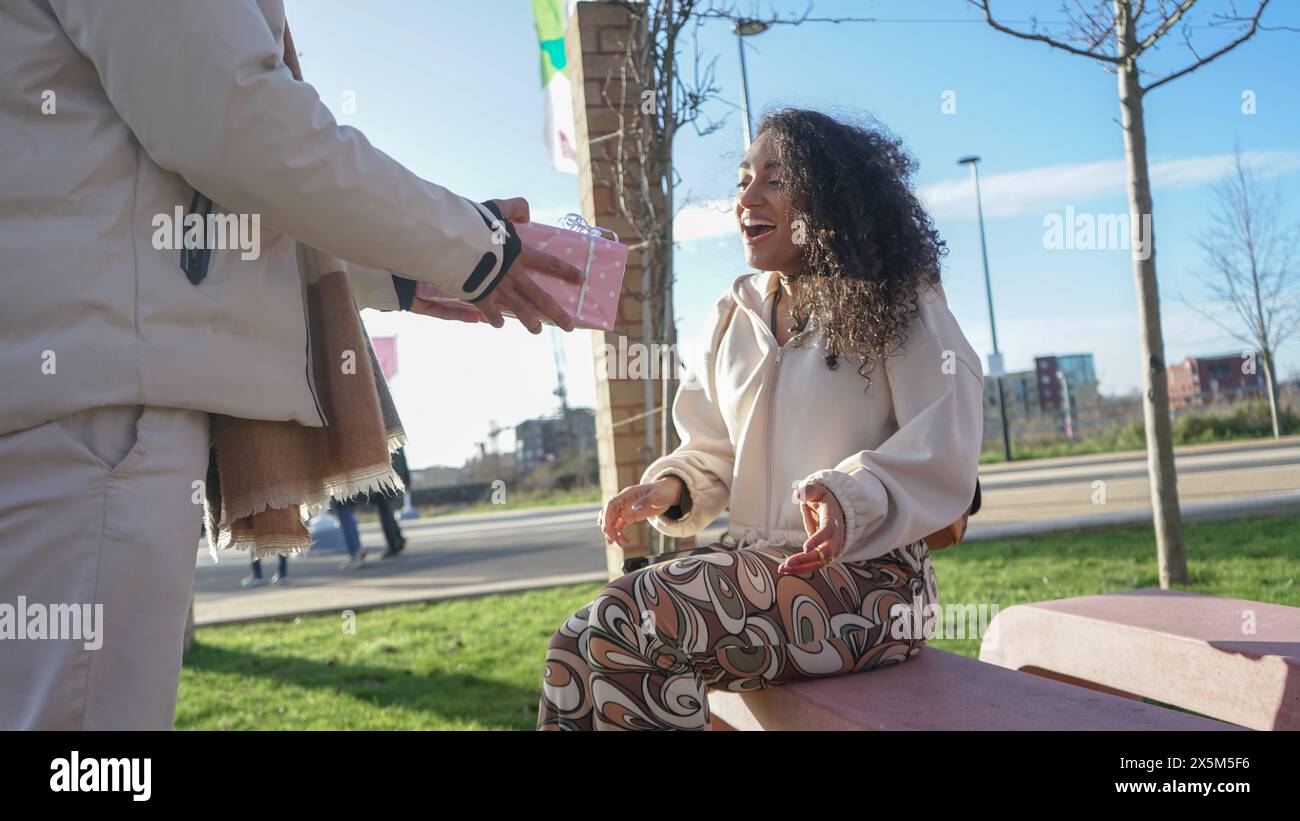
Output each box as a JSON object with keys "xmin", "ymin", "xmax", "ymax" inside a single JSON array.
[
  {"xmin": 984, "ymin": 352, "xmax": 1102, "ymax": 443},
  {"xmin": 1168, "ymin": 353, "xmax": 1267, "ymax": 408},
  {"xmin": 985, "ymin": 354, "xmax": 1098, "ymax": 413},
  {"xmin": 514, "ymin": 407, "xmax": 596, "ymax": 470},
  {"xmin": 1035, "ymin": 354, "xmax": 1097, "ymax": 412}
]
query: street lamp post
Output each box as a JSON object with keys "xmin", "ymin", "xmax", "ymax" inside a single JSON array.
[
  {"xmin": 733, "ymin": 19, "xmax": 769, "ymax": 148},
  {"xmin": 958, "ymin": 155, "xmax": 1013, "ymax": 462}
]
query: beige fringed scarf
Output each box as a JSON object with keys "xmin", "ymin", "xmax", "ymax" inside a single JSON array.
[{"xmin": 202, "ymin": 22, "xmax": 405, "ymax": 558}]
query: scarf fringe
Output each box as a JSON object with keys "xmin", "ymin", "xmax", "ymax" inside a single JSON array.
[
  {"xmin": 206, "ymin": 462, "xmax": 407, "ymax": 560},
  {"xmin": 386, "ymin": 430, "xmax": 408, "ymax": 454},
  {"xmin": 218, "ymin": 465, "xmax": 405, "ymax": 528}
]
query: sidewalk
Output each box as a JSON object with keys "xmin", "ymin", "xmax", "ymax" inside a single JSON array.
[
  {"xmin": 975, "ymin": 433, "xmax": 1300, "ymax": 475},
  {"xmin": 964, "ymin": 489, "xmax": 1300, "ymax": 541},
  {"xmin": 196, "ymin": 567, "xmax": 611, "ymax": 628}
]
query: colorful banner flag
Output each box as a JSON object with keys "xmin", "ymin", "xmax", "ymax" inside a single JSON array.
[{"xmin": 533, "ymin": 0, "xmax": 578, "ymax": 174}]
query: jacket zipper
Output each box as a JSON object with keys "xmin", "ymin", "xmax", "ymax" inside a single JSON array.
[
  {"xmin": 763, "ymin": 346, "xmax": 781, "ymax": 537},
  {"xmin": 763, "ymin": 327, "xmax": 814, "ymax": 538}
]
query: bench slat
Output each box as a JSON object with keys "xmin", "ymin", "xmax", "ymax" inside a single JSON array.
[{"xmin": 708, "ymin": 648, "xmax": 1238, "ymax": 731}]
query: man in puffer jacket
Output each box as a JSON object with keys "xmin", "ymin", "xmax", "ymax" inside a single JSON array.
[{"xmin": 0, "ymin": 0, "xmax": 580, "ymax": 729}]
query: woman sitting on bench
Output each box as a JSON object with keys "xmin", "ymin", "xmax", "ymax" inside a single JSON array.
[{"xmin": 538, "ymin": 108, "xmax": 985, "ymax": 731}]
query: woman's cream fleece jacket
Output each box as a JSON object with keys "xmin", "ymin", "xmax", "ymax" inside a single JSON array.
[{"xmin": 641, "ymin": 271, "xmax": 985, "ymax": 563}]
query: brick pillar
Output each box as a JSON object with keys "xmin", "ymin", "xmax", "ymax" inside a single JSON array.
[{"xmin": 567, "ymin": 1, "xmax": 675, "ymax": 579}]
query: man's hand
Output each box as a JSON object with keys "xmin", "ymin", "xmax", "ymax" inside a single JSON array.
[
  {"xmin": 780, "ymin": 482, "xmax": 846, "ymax": 575},
  {"xmin": 409, "ymin": 298, "xmax": 484, "ymax": 323},
  {"xmin": 477, "ymin": 197, "xmax": 585, "ymax": 334},
  {"xmin": 598, "ymin": 476, "xmax": 684, "ymax": 548}
]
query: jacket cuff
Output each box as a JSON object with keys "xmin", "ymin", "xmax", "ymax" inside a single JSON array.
[
  {"xmin": 661, "ymin": 474, "xmax": 692, "ymax": 521},
  {"xmin": 390, "ymin": 201, "xmax": 520, "ymax": 310},
  {"xmin": 802, "ymin": 468, "xmax": 871, "ymax": 559},
  {"xmin": 461, "ymin": 200, "xmax": 522, "ymax": 304},
  {"xmin": 642, "ymin": 466, "xmax": 701, "ymax": 538}
]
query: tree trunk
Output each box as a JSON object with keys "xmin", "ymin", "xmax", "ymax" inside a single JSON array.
[
  {"xmin": 1115, "ymin": 0, "xmax": 1187, "ymax": 587},
  {"xmin": 656, "ymin": 11, "xmax": 678, "ymax": 554},
  {"xmin": 659, "ymin": 62, "xmax": 677, "ymax": 465},
  {"xmin": 1262, "ymin": 346, "xmax": 1282, "ymax": 438}
]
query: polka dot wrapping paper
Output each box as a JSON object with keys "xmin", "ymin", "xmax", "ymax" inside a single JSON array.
[{"xmin": 415, "ymin": 214, "xmax": 629, "ymax": 332}]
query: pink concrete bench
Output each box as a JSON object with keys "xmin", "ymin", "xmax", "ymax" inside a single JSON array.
[
  {"xmin": 979, "ymin": 588, "xmax": 1300, "ymax": 730},
  {"xmin": 706, "ymin": 647, "xmax": 1238, "ymax": 730}
]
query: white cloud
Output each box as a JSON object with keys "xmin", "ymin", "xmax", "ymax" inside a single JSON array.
[
  {"xmin": 643, "ymin": 150, "xmax": 1300, "ymax": 243},
  {"xmin": 673, "ymin": 198, "xmax": 738, "ymax": 242},
  {"xmin": 919, "ymin": 149, "xmax": 1300, "ymax": 222}
]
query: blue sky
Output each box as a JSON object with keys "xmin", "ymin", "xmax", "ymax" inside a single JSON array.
[{"xmin": 285, "ymin": 0, "xmax": 1300, "ymax": 469}]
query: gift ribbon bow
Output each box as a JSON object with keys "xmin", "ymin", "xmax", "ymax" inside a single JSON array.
[{"xmin": 559, "ymin": 213, "xmax": 619, "ymax": 322}]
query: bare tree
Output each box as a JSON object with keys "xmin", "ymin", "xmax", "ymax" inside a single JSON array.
[
  {"xmin": 602, "ymin": 1, "xmax": 724, "ymax": 466},
  {"xmin": 1186, "ymin": 145, "xmax": 1299, "ymax": 436},
  {"xmin": 971, "ymin": 0, "xmax": 1274, "ymax": 588}
]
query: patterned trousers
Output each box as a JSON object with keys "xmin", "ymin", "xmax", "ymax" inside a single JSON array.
[{"xmin": 537, "ymin": 539, "xmax": 939, "ymax": 730}]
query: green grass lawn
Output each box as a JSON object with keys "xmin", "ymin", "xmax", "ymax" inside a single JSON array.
[{"xmin": 176, "ymin": 515, "xmax": 1298, "ymax": 730}]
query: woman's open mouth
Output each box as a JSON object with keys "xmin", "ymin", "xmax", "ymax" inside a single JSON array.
[{"xmin": 741, "ymin": 220, "xmax": 777, "ymax": 244}]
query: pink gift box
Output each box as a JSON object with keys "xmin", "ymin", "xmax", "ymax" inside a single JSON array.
[{"xmin": 415, "ymin": 214, "xmax": 629, "ymax": 331}]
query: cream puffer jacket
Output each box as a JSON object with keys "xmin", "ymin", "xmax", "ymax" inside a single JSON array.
[
  {"xmin": 641, "ymin": 272, "xmax": 985, "ymax": 564},
  {"xmin": 1, "ymin": 0, "xmax": 519, "ymax": 436}
]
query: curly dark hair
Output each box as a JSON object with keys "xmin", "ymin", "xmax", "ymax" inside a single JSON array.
[{"xmin": 755, "ymin": 108, "xmax": 946, "ymax": 385}]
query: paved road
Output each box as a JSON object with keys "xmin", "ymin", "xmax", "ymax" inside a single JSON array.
[
  {"xmin": 975, "ymin": 435, "xmax": 1300, "ymax": 525},
  {"xmin": 193, "ymin": 436, "xmax": 1300, "ymax": 625}
]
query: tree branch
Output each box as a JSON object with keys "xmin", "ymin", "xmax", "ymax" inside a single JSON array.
[
  {"xmin": 1134, "ymin": 0, "xmax": 1195, "ymax": 55},
  {"xmin": 1143, "ymin": 0, "xmax": 1270, "ymax": 93},
  {"xmin": 970, "ymin": 0, "xmax": 1121, "ymax": 62}
]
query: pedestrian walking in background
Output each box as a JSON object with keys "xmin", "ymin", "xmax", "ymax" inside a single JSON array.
[
  {"xmin": 242, "ymin": 553, "xmax": 290, "ymax": 587},
  {"xmin": 333, "ymin": 498, "xmax": 367, "ymax": 571},
  {"xmin": 375, "ymin": 448, "xmax": 411, "ymax": 558}
]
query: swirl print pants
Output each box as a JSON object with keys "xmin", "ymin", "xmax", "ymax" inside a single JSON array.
[{"xmin": 537, "ymin": 539, "xmax": 939, "ymax": 730}]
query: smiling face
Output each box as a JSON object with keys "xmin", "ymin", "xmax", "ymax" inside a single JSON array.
[{"xmin": 735, "ymin": 132, "xmax": 806, "ymax": 275}]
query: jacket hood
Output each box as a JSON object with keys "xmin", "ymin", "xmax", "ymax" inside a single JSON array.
[{"xmin": 730, "ymin": 271, "xmax": 780, "ymax": 338}]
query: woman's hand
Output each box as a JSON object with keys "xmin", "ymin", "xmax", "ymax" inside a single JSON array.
[
  {"xmin": 599, "ymin": 476, "xmax": 684, "ymax": 547},
  {"xmin": 780, "ymin": 481, "xmax": 846, "ymax": 574}
]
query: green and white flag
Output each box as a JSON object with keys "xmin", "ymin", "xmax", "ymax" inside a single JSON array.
[{"xmin": 533, "ymin": 0, "xmax": 577, "ymax": 174}]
